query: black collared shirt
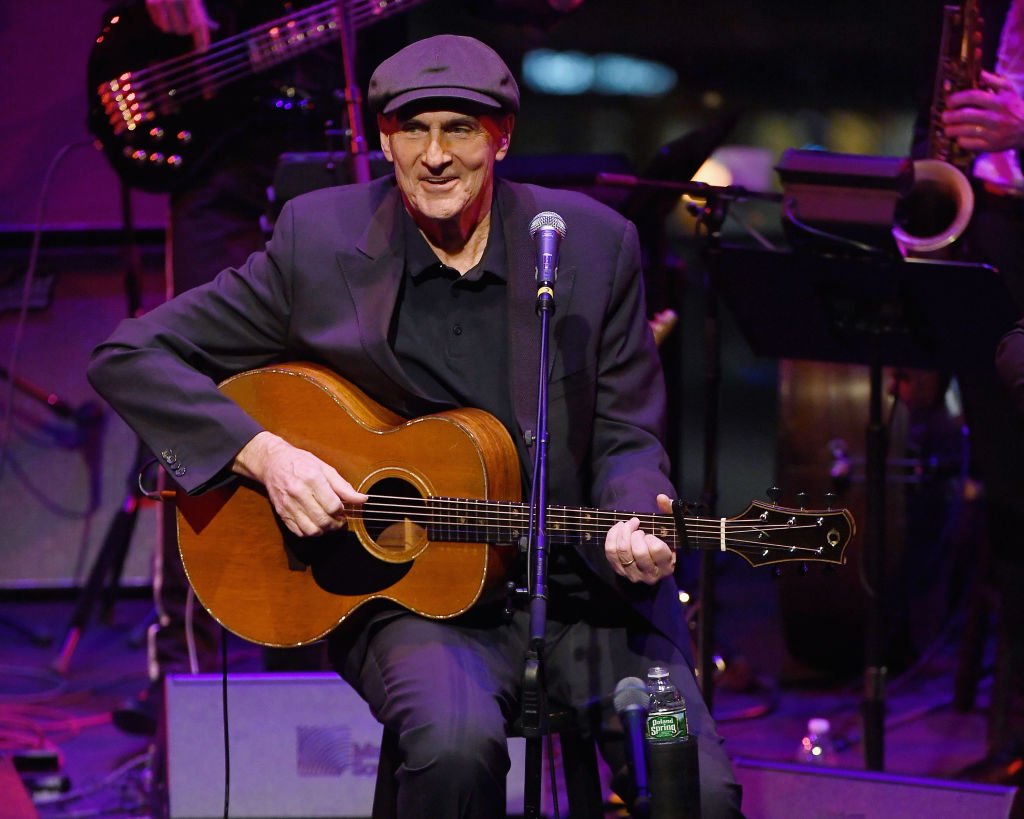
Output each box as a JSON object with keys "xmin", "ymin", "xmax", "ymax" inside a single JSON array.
[
  {"xmin": 390, "ymin": 201, "xmax": 518, "ymax": 449},
  {"xmin": 389, "ymin": 199, "xmax": 598, "ymax": 611}
]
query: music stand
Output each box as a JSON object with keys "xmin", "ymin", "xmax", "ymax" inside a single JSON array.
[{"xmin": 711, "ymin": 243, "xmax": 1019, "ymax": 771}]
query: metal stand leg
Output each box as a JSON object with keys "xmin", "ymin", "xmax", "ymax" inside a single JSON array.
[{"xmin": 52, "ymin": 440, "xmax": 148, "ymax": 675}]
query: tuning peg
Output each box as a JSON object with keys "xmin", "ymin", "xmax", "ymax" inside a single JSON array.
[
  {"xmin": 825, "ymin": 491, "xmax": 836, "ymax": 510},
  {"xmin": 772, "ymin": 566, "xmax": 783, "ymax": 579},
  {"xmin": 796, "ymin": 491, "xmax": 808, "ymax": 509},
  {"xmin": 799, "ymin": 562, "xmax": 809, "ymax": 575},
  {"xmin": 767, "ymin": 486, "xmax": 781, "ymax": 505}
]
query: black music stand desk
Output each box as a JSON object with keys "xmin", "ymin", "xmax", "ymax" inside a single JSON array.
[{"xmin": 711, "ymin": 244, "xmax": 1019, "ymax": 771}]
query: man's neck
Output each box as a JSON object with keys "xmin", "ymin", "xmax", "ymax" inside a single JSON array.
[{"xmin": 410, "ymin": 189, "xmax": 494, "ymax": 274}]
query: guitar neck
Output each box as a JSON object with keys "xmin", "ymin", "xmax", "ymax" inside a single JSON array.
[
  {"xmin": 160, "ymin": 0, "xmax": 420, "ymax": 98},
  {"xmin": 246, "ymin": 1, "xmax": 341, "ymax": 74},
  {"xmin": 425, "ymin": 498, "xmax": 678, "ymax": 548},
  {"xmin": 364, "ymin": 495, "xmax": 852, "ymax": 568}
]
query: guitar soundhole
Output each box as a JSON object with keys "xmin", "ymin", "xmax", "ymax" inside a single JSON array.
[{"xmin": 363, "ymin": 477, "xmax": 427, "ymax": 555}]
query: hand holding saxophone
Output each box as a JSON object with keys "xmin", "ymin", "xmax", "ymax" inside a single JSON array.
[{"xmin": 943, "ymin": 70, "xmax": 1024, "ymax": 154}]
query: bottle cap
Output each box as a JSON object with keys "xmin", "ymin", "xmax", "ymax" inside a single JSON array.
[
  {"xmin": 647, "ymin": 666, "xmax": 669, "ymax": 680},
  {"xmin": 808, "ymin": 717, "xmax": 831, "ymax": 735}
]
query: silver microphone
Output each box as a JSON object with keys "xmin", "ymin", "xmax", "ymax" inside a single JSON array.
[{"xmin": 529, "ymin": 211, "xmax": 567, "ymax": 288}]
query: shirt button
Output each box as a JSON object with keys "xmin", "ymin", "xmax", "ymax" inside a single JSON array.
[{"xmin": 452, "ymin": 324, "xmax": 463, "ymax": 336}]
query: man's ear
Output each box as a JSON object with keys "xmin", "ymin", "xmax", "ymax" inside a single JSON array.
[
  {"xmin": 377, "ymin": 113, "xmax": 395, "ymax": 163},
  {"xmin": 495, "ymin": 114, "xmax": 515, "ymax": 161}
]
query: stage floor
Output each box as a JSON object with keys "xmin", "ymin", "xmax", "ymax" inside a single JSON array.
[{"xmin": 0, "ymin": 558, "xmax": 1012, "ymax": 818}]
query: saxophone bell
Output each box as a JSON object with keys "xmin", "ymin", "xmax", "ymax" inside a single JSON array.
[
  {"xmin": 892, "ymin": 0, "xmax": 982, "ymax": 258},
  {"xmin": 891, "ymin": 158, "xmax": 975, "ymax": 257}
]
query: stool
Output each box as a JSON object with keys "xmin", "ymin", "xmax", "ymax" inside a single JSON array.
[{"xmin": 372, "ymin": 708, "xmax": 605, "ymax": 818}]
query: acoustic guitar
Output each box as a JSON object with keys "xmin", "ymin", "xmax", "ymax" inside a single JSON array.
[
  {"xmin": 88, "ymin": 0, "xmax": 421, "ymax": 192},
  {"xmin": 176, "ymin": 362, "xmax": 855, "ymax": 647}
]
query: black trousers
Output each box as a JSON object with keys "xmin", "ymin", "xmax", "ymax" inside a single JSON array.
[{"xmin": 330, "ymin": 605, "xmax": 744, "ymax": 819}]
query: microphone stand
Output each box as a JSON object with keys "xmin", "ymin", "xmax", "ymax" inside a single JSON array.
[
  {"xmin": 335, "ymin": 0, "xmax": 371, "ymax": 184},
  {"xmin": 521, "ymin": 256, "xmax": 557, "ymax": 819}
]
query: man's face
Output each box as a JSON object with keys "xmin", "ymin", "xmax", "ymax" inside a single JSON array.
[{"xmin": 379, "ymin": 106, "xmax": 513, "ymax": 226}]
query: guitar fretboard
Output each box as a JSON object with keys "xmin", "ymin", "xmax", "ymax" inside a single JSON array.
[{"xmin": 356, "ymin": 494, "xmax": 850, "ymax": 567}]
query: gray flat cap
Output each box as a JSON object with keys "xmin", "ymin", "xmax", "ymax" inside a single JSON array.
[{"xmin": 368, "ymin": 34, "xmax": 520, "ymax": 115}]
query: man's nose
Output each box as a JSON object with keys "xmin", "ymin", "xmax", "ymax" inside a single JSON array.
[{"xmin": 422, "ymin": 132, "xmax": 451, "ymax": 166}]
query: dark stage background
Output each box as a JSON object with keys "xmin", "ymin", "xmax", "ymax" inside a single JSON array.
[
  {"xmin": 1, "ymin": 5, "xmax": 1015, "ymax": 817},
  {"xmin": 0, "ymin": 0, "xmax": 944, "ymax": 599}
]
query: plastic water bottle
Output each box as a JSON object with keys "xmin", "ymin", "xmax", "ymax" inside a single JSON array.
[
  {"xmin": 645, "ymin": 666, "xmax": 701, "ymax": 819},
  {"xmin": 646, "ymin": 666, "xmax": 687, "ymax": 741},
  {"xmin": 797, "ymin": 717, "xmax": 838, "ymax": 765}
]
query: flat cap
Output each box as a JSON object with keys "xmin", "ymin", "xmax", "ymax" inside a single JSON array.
[{"xmin": 368, "ymin": 34, "xmax": 520, "ymax": 115}]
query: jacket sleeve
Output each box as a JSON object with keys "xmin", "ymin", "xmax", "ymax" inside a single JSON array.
[
  {"xmin": 589, "ymin": 217, "xmax": 675, "ymax": 514},
  {"xmin": 86, "ymin": 199, "xmax": 303, "ymax": 494}
]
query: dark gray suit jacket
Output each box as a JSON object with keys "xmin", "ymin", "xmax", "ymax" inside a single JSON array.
[{"xmin": 88, "ymin": 175, "xmax": 688, "ymax": 658}]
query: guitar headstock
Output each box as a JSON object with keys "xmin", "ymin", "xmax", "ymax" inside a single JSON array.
[{"xmin": 709, "ymin": 500, "xmax": 854, "ymax": 568}]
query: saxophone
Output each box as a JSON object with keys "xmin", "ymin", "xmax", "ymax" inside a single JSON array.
[{"xmin": 892, "ymin": 0, "xmax": 982, "ymax": 256}]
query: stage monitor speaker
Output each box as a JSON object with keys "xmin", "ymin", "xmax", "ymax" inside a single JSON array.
[
  {"xmin": 165, "ymin": 672, "xmax": 535, "ymax": 818},
  {"xmin": 733, "ymin": 757, "xmax": 1017, "ymax": 819},
  {"xmin": 166, "ymin": 672, "xmax": 378, "ymax": 819}
]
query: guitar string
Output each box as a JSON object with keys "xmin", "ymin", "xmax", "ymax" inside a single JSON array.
[
  {"xmin": 351, "ymin": 493, "xmax": 841, "ymax": 530},
  {"xmin": 112, "ymin": 1, "xmax": 392, "ymax": 105},
  {"xmin": 354, "ymin": 497, "xmax": 838, "ymax": 526},
  {"xmin": 134, "ymin": 9, "xmax": 341, "ymax": 99},
  {"xmin": 351, "ymin": 510, "xmax": 822, "ymax": 537},
  {"xmin": 121, "ymin": 0, "xmax": 358, "ymax": 80},
  {"xmin": 340, "ymin": 496, "xmax": 842, "ymax": 552},
  {"xmin": 121, "ymin": 22, "xmax": 340, "ymax": 108},
  {"xmin": 333, "ymin": 518, "xmax": 832, "ymax": 556},
  {"xmin": 351, "ymin": 500, "xmax": 822, "ymax": 531}
]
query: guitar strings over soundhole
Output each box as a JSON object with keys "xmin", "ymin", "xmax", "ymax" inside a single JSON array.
[{"xmin": 362, "ymin": 477, "xmax": 427, "ymax": 556}]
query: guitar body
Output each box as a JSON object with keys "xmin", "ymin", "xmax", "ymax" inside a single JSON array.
[{"xmin": 176, "ymin": 363, "xmax": 521, "ymax": 647}]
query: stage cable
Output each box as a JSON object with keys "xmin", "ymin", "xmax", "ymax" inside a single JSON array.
[
  {"xmin": 185, "ymin": 586, "xmax": 200, "ymax": 674},
  {"xmin": 782, "ymin": 199, "xmax": 889, "ymax": 257},
  {"xmin": 221, "ymin": 624, "xmax": 231, "ymax": 819},
  {"xmin": 0, "ymin": 139, "xmax": 94, "ymax": 485}
]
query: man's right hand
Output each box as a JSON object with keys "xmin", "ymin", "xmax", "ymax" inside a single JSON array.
[
  {"xmin": 232, "ymin": 431, "xmax": 369, "ymax": 537},
  {"xmin": 146, "ymin": 0, "xmax": 214, "ymax": 51}
]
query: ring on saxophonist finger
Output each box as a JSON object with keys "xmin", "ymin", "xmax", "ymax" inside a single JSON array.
[{"xmin": 620, "ymin": 557, "xmax": 636, "ymax": 567}]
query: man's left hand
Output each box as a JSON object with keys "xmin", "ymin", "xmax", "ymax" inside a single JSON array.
[{"xmin": 605, "ymin": 493, "xmax": 677, "ymax": 585}]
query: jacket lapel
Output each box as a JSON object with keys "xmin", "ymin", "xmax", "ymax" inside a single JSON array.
[
  {"xmin": 500, "ymin": 180, "xmax": 578, "ymax": 449},
  {"xmin": 336, "ymin": 182, "xmax": 417, "ymax": 399}
]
